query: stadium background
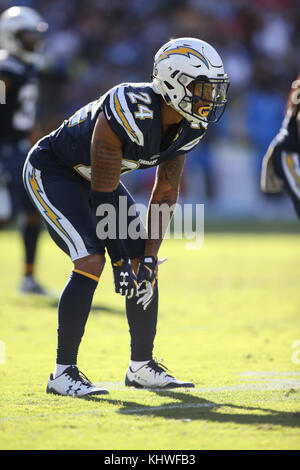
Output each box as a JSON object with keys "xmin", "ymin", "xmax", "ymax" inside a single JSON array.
[
  {"xmin": 1, "ymin": 0, "xmax": 299, "ymax": 222},
  {"xmin": 0, "ymin": 1, "xmax": 300, "ymax": 451}
]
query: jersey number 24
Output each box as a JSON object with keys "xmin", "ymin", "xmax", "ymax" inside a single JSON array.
[{"xmin": 127, "ymin": 92, "xmax": 153, "ymax": 120}]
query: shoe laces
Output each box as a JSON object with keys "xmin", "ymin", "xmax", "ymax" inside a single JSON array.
[
  {"xmin": 67, "ymin": 366, "xmax": 92, "ymax": 388},
  {"xmin": 146, "ymin": 359, "xmax": 174, "ymax": 378}
]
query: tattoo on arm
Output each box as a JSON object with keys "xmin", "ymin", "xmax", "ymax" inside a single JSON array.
[
  {"xmin": 145, "ymin": 155, "xmax": 186, "ymax": 257},
  {"xmin": 90, "ymin": 113, "xmax": 123, "ymax": 192},
  {"xmin": 91, "ymin": 139, "xmax": 122, "ymax": 191},
  {"xmin": 156, "ymin": 154, "xmax": 185, "ymax": 192}
]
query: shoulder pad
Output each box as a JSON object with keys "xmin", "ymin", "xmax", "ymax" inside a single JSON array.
[{"xmin": 102, "ymin": 83, "xmax": 155, "ymax": 146}]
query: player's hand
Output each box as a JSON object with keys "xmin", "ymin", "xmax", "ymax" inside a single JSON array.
[
  {"xmin": 136, "ymin": 256, "xmax": 158, "ymax": 310},
  {"xmin": 112, "ymin": 258, "xmax": 138, "ymax": 298}
]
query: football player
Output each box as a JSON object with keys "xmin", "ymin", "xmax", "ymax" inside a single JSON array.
[
  {"xmin": 0, "ymin": 6, "xmax": 48, "ymax": 293},
  {"xmin": 261, "ymin": 74, "xmax": 300, "ymax": 218},
  {"xmin": 23, "ymin": 37, "xmax": 229, "ymax": 396}
]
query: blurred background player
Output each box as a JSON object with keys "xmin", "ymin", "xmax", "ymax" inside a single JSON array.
[
  {"xmin": 0, "ymin": 6, "xmax": 49, "ymax": 294},
  {"xmin": 261, "ymin": 74, "xmax": 300, "ymax": 218}
]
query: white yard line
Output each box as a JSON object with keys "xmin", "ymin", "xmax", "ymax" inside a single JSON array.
[{"xmin": 120, "ymin": 403, "xmax": 218, "ymax": 414}]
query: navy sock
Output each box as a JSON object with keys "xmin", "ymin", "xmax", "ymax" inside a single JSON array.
[
  {"xmin": 125, "ymin": 283, "xmax": 158, "ymax": 361},
  {"xmin": 56, "ymin": 270, "xmax": 98, "ymax": 365},
  {"xmin": 21, "ymin": 222, "xmax": 40, "ymax": 273}
]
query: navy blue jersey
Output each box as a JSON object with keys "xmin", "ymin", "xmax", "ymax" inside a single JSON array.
[
  {"xmin": 32, "ymin": 82, "xmax": 207, "ymax": 179},
  {"xmin": 0, "ymin": 50, "xmax": 39, "ymax": 144}
]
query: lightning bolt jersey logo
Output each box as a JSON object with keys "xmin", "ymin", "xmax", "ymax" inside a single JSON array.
[
  {"xmin": 154, "ymin": 46, "xmax": 210, "ymax": 69},
  {"xmin": 29, "ymin": 168, "xmax": 77, "ymax": 252}
]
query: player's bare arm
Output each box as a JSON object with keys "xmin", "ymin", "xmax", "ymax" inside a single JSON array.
[
  {"xmin": 145, "ymin": 154, "xmax": 186, "ymax": 258},
  {"xmin": 91, "ymin": 112, "xmax": 123, "ymax": 192},
  {"xmin": 90, "ymin": 112, "xmax": 138, "ymax": 296}
]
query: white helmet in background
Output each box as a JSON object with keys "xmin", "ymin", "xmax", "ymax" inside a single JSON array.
[
  {"xmin": 0, "ymin": 6, "xmax": 48, "ymax": 66},
  {"xmin": 152, "ymin": 37, "xmax": 229, "ymax": 124}
]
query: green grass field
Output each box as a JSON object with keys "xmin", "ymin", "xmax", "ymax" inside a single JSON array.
[{"xmin": 0, "ymin": 228, "xmax": 300, "ymax": 450}]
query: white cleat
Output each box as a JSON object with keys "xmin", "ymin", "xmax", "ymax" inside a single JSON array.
[
  {"xmin": 46, "ymin": 365, "xmax": 109, "ymax": 397},
  {"xmin": 125, "ymin": 359, "xmax": 195, "ymax": 389}
]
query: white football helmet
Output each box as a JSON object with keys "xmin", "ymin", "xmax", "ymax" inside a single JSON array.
[
  {"xmin": 152, "ymin": 37, "xmax": 229, "ymax": 124},
  {"xmin": 0, "ymin": 6, "xmax": 48, "ymax": 66}
]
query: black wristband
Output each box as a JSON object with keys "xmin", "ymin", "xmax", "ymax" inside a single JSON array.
[{"xmin": 90, "ymin": 189, "xmax": 115, "ymax": 207}]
